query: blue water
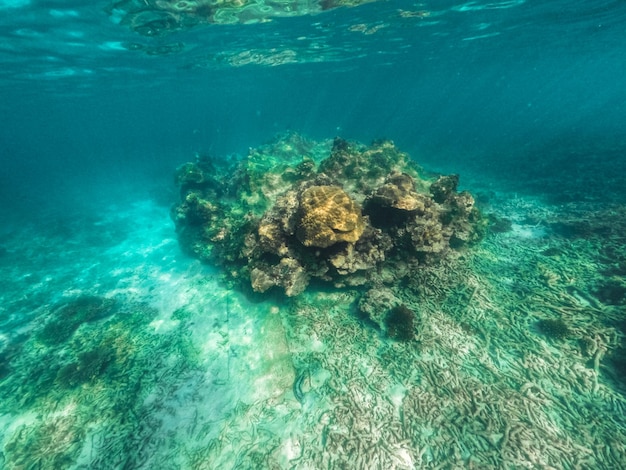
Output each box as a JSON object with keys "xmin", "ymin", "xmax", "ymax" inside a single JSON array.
[
  {"xmin": 1, "ymin": 1, "xmax": 626, "ymax": 468},
  {"xmin": 2, "ymin": 0, "xmax": 625, "ymax": 216}
]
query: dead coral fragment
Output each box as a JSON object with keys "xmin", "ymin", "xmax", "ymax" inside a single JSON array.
[{"xmin": 296, "ymin": 185, "xmax": 365, "ymax": 248}]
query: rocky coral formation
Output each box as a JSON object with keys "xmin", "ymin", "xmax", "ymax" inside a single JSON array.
[
  {"xmin": 171, "ymin": 133, "xmax": 487, "ymax": 297},
  {"xmin": 296, "ymin": 185, "xmax": 365, "ymax": 248}
]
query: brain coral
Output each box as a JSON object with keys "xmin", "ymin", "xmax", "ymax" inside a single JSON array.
[{"xmin": 296, "ymin": 185, "xmax": 365, "ymax": 248}]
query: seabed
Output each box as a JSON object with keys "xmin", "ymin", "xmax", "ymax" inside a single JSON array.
[{"xmin": 0, "ymin": 137, "xmax": 625, "ymax": 469}]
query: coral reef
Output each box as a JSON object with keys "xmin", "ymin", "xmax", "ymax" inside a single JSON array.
[{"xmin": 171, "ymin": 133, "xmax": 486, "ymax": 297}]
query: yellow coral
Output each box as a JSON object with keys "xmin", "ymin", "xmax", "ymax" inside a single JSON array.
[{"xmin": 296, "ymin": 185, "xmax": 365, "ymax": 248}]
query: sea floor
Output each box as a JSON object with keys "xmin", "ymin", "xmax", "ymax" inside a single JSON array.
[{"xmin": 1, "ymin": 169, "xmax": 625, "ymax": 469}]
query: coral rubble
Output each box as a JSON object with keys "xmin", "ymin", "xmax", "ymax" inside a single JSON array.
[{"xmin": 171, "ymin": 133, "xmax": 486, "ymax": 298}]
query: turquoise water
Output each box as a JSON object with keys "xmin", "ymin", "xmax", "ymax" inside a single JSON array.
[{"xmin": 1, "ymin": 1, "xmax": 626, "ymax": 468}]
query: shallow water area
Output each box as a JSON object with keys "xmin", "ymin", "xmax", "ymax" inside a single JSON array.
[{"xmin": 1, "ymin": 0, "xmax": 626, "ymax": 467}]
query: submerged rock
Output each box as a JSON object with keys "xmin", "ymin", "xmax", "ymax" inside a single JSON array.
[{"xmin": 171, "ymin": 133, "xmax": 486, "ymax": 296}]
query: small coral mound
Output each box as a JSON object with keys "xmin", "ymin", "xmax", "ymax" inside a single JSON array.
[
  {"xmin": 385, "ymin": 305, "xmax": 417, "ymax": 341},
  {"xmin": 250, "ymin": 257, "xmax": 309, "ymax": 297},
  {"xmin": 430, "ymin": 174, "xmax": 459, "ymax": 203},
  {"xmin": 365, "ymin": 173, "xmax": 428, "ymax": 228},
  {"xmin": 171, "ymin": 133, "xmax": 486, "ymax": 296}
]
